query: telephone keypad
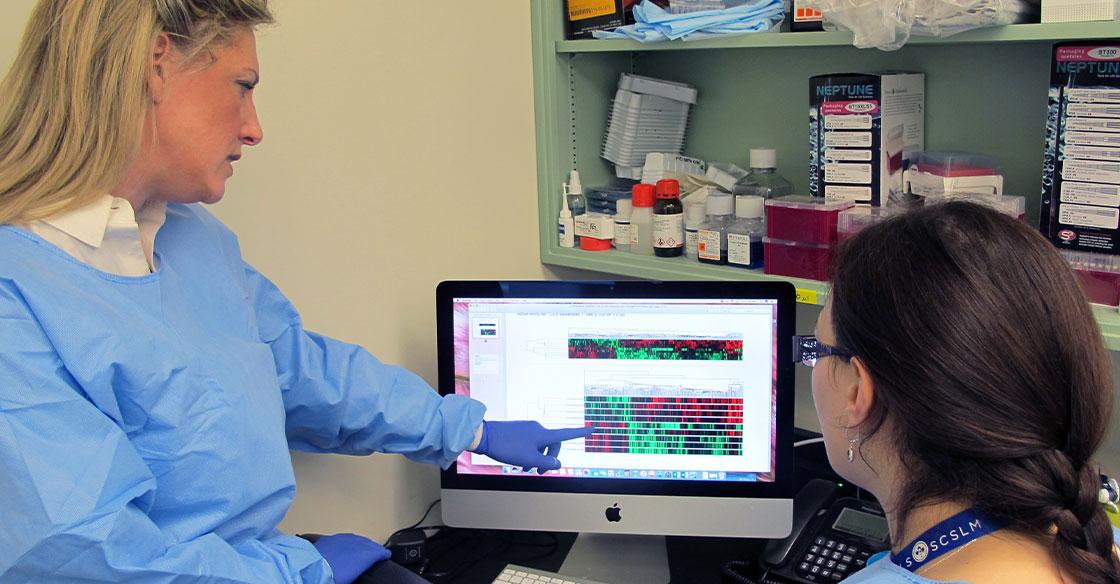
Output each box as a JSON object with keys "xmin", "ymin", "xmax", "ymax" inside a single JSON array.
[{"xmin": 796, "ymin": 537, "xmax": 875, "ymax": 582}]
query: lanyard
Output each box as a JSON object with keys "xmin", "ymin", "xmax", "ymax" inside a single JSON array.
[{"xmin": 889, "ymin": 509, "xmax": 1005, "ymax": 573}]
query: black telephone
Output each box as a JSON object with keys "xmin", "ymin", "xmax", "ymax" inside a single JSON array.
[{"xmin": 726, "ymin": 479, "xmax": 891, "ymax": 584}]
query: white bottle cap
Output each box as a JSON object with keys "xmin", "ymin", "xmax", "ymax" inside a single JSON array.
[
  {"xmin": 685, "ymin": 200, "xmax": 706, "ymax": 227},
  {"xmin": 706, "ymin": 193, "xmax": 734, "ymax": 216},
  {"xmin": 615, "ymin": 199, "xmax": 633, "ymax": 217},
  {"xmin": 749, "ymin": 149, "xmax": 777, "ymax": 169},
  {"xmin": 568, "ymin": 169, "xmax": 582, "ymax": 195},
  {"xmin": 736, "ymin": 195, "xmax": 765, "ymax": 219}
]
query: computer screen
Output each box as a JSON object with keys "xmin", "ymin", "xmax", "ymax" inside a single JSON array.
[{"xmin": 437, "ymin": 281, "xmax": 794, "ymax": 539}]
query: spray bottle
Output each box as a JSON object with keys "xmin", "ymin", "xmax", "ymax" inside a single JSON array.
[{"xmin": 558, "ymin": 184, "xmax": 574, "ymax": 248}]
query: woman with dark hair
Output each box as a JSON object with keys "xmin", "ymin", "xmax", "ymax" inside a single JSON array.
[{"xmin": 804, "ymin": 201, "xmax": 1120, "ymax": 583}]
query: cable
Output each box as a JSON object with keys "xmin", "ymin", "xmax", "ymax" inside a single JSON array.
[
  {"xmin": 406, "ymin": 499, "xmax": 441, "ymax": 530},
  {"xmin": 794, "ymin": 437, "xmax": 824, "ymax": 448}
]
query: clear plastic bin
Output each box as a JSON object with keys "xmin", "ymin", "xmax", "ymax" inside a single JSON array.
[
  {"xmin": 765, "ymin": 196, "xmax": 855, "ymax": 245},
  {"xmin": 763, "ymin": 237, "xmax": 833, "ymax": 281},
  {"xmin": 904, "ymin": 151, "xmax": 1004, "ymax": 197},
  {"xmin": 1063, "ymin": 250, "xmax": 1120, "ymax": 306},
  {"xmin": 922, "ymin": 193, "xmax": 1026, "ymax": 220},
  {"xmin": 837, "ymin": 206, "xmax": 901, "ymax": 242}
]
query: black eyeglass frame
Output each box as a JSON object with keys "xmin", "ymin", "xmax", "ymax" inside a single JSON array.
[{"xmin": 793, "ymin": 335, "xmax": 854, "ymax": 367}]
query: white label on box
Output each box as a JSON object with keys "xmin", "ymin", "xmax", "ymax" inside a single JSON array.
[
  {"xmin": 824, "ymin": 115, "xmax": 873, "ymax": 130},
  {"xmin": 824, "ymin": 131, "xmax": 873, "ymax": 148},
  {"xmin": 1066, "ymin": 131, "xmax": 1120, "ymax": 147},
  {"xmin": 825, "ymin": 185, "xmax": 873, "ymax": 202},
  {"xmin": 1066, "ymin": 88, "xmax": 1120, "ymax": 104},
  {"xmin": 1066, "ymin": 145, "xmax": 1120, "ymax": 162},
  {"xmin": 1061, "ymin": 181, "xmax": 1120, "ymax": 207},
  {"xmin": 1063, "ymin": 159, "xmax": 1120, "ymax": 185},
  {"xmin": 1066, "ymin": 117, "xmax": 1120, "ymax": 133},
  {"xmin": 825, "ymin": 163, "xmax": 873, "ymax": 184},
  {"xmin": 825, "ymin": 148, "xmax": 873, "ymax": 162},
  {"xmin": 697, "ymin": 229, "xmax": 722, "ymax": 260},
  {"xmin": 727, "ymin": 233, "xmax": 752, "ymax": 266},
  {"xmin": 575, "ymin": 214, "xmax": 614, "ymax": 239},
  {"xmin": 1059, "ymin": 203, "xmax": 1120, "ymax": 229},
  {"xmin": 1066, "ymin": 103, "xmax": 1120, "ymax": 119}
]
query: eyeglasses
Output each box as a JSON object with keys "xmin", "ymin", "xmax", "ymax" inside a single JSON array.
[{"xmin": 793, "ymin": 335, "xmax": 854, "ymax": 367}]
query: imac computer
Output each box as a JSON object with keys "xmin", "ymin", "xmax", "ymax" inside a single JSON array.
[{"xmin": 436, "ymin": 280, "xmax": 795, "ymax": 580}]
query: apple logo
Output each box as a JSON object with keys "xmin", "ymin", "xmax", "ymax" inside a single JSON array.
[{"xmin": 605, "ymin": 503, "xmax": 622, "ymax": 522}]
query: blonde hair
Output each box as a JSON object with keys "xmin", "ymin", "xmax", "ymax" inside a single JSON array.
[{"xmin": 0, "ymin": 0, "xmax": 273, "ymax": 225}]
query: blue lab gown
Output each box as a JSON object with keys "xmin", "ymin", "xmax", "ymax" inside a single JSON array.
[{"xmin": 0, "ymin": 204, "xmax": 485, "ymax": 582}]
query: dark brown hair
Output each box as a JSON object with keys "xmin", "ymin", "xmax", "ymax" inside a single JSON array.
[{"xmin": 831, "ymin": 201, "xmax": 1119, "ymax": 583}]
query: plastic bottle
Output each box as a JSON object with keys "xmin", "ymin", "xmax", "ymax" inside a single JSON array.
[
  {"xmin": 630, "ymin": 184, "xmax": 655, "ymax": 256},
  {"xmin": 566, "ymin": 169, "xmax": 586, "ymax": 245},
  {"xmin": 558, "ymin": 188, "xmax": 574, "ymax": 248},
  {"xmin": 652, "ymin": 179, "xmax": 684, "ymax": 258},
  {"xmin": 697, "ymin": 193, "xmax": 735, "ymax": 265},
  {"xmin": 613, "ymin": 199, "xmax": 632, "ymax": 252},
  {"xmin": 684, "ymin": 199, "xmax": 706, "ymax": 259},
  {"xmin": 727, "ymin": 195, "xmax": 766, "ymax": 269},
  {"xmin": 731, "ymin": 149, "xmax": 793, "ymax": 200}
]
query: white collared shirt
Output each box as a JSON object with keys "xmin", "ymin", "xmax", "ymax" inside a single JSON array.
[{"xmin": 22, "ymin": 195, "xmax": 167, "ymax": 277}]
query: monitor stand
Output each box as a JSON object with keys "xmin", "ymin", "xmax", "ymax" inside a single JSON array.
[{"xmin": 558, "ymin": 533, "xmax": 670, "ymax": 584}]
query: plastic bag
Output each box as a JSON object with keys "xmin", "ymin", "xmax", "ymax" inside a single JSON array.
[{"xmin": 803, "ymin": 0, "xmax": 1035, "ymax": 50}]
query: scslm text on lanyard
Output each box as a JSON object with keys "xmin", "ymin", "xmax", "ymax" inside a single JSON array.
[{"xmin": 889, "ymin": 509, "xmax": 1005, "ymax": 573}]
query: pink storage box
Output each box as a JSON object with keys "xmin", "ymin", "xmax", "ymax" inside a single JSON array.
[
  {"xmin": 763, "ymin": 237, "xmax": 833, "ymax": 281},
  {"xmin": 766, "ymin": 196, "xmax": 855, "ymax": 245}
]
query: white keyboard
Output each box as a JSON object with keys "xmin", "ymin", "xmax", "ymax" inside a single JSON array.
[{"xmin": 491, "ymin": 564, "xmax": 611, "ymax": 584}]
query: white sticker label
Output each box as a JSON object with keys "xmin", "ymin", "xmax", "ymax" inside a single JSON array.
[
  {"xmin": 1066, "ymin": 103, "xmax": 1120, "ymax": 119},
  {"xmin": 614, "ymin": 222, "xmax": 631, "ymax": 245},
  {"xmin": 697, "ymin": 229, "xmax": 722, "ymax": 260},
  {"xmin": 1063, "ymin": 159, "xmax": 1120, "ymax": 185},
  {"xmin": 727, "ymin": 233, "xmax": 752, "ymax": 266},
  {"xmin": 825, "ymin": 148, "xmax": 874, "ymax": 162},
  {"xmin": 1066, "ymin": 131, "xmax": 1120, "ymax": 147},
  {"xmin": 825, "ymin": 163, "xmax": 873, "ymax": 184},
  {"xmin": 824, "ymin": 115, "xmax": 873, "ymax": 130},
  {"xmin": 1060, "ymin": 181, "xmax": 1120, "ymax": 207},
  {"xmin": 1067, "ymin": 88, "xmax": 1120, "ymax": 104},
  {"xmin": 1066, "ymin": 117, "xmax": 1120, "ymax": 133},
  {"xmin": 824, "ymin": 132, "xmax": 873, "ymax": 148},
  {"xmin": 825, "ymin": 185, "xmax": 873, "ymax": 202},
  {"xmin": 1066, "ymin": 145, "xmax": 1120, "ymax": 163},
  {"xmin": 652, "ymin": 213, "xmax": 684, "ymax": 248},
  {"xmin": 1059, "ymin": 203, "xmax": 1120, "ymax": 229}
]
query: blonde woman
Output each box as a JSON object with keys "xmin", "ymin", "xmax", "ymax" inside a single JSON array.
[{"xmin": 0, "ymin": 2, "xmax": 589, "ymax": 582}]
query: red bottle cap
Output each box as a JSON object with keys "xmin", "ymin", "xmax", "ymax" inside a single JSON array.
[
  {"xmin": 655, "ymin": 178, "xmax": 680, "ymax": 198},
  {"xmin": 632, "ymin": 184, "xmax": 655, "ymax": 208},
  {"xmin": 580, "ymin": 236, "xmax": 612, "ymax": 251}
]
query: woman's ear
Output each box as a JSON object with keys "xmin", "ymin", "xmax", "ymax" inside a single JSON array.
[
  {"xmin": 846, "ymin": 356, "xmax": 876, "ymax": 427},
  {"xmin": 149, "ymin": 33, "xmax": 173, "ymax": 104}
]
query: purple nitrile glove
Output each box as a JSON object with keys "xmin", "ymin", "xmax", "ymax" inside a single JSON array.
[
  {"xmin": 312, "ymin": 533, "xmax": 391, "ymax": 584},
  {"xmin": 473, "ymin": 420, "xmax": 594, "ymax": 474}
]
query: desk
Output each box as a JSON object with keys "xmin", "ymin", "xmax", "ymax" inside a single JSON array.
[{"xmin": 418, "ymin": 528, "xmax": 765, "ymax": 584}]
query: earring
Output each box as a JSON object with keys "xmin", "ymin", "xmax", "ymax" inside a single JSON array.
[{"xmin": 846, "ymin": 429, "xmax": 860, "ymax": 463}]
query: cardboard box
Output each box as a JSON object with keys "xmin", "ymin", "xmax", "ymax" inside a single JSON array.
[
  {"xmin": 1040, "ymin": 41, "xmax": 1120, "ymax": 255},
  {"xmin": 565, "ymin": 0, "xmax": 627, "ymax": 40},
  {"xmin": 809, "ymin": 72, "xmax": 925, "ymax": 206}
]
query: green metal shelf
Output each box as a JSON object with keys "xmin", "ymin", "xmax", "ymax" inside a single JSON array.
[
  {"xmin": 556, "ymin": 21, "xmax": 1120, "ymax": 53},
  {"xmin": 543, "ymin": 247, "xmax": 831, "ymax": 303},
  {"xmin": 546, "ymin": 247, "xmax": 1120, "ymax": 350},
  {"xmin": 1092, "ymin": 305, "xmax": 1120, "ymax": 352}
]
